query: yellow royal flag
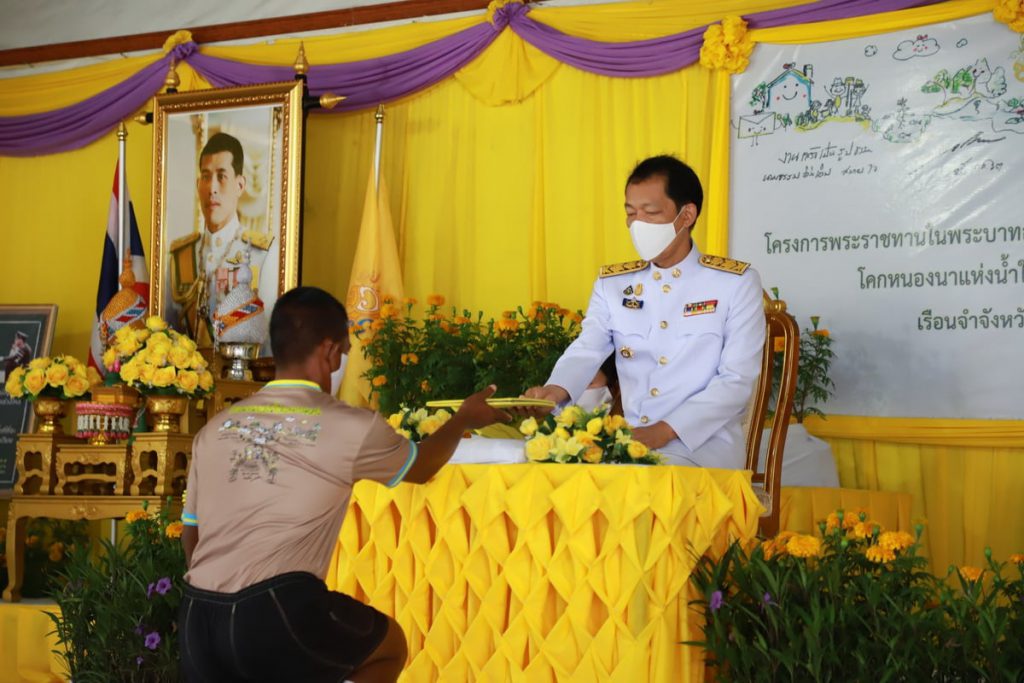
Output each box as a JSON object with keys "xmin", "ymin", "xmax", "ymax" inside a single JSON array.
[{"xmin": 339, "ymin": 172, "xmax": 404, "ymax": 407}]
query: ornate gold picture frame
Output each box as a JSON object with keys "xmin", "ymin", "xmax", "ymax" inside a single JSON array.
[{"xmin": 149, "ymin": 81, "xmax": 304, "ymax": 351}]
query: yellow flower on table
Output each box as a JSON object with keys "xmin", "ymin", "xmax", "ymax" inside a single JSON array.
[
  {"xmin": 603, "ymin": 414, "xmax": 627, "ymax": 435},
  {"xmin": 786, "ymin": 534, "xmax": 823, "ymax": 558},
  {"xmin": 45, "ymin": 362, "xmax": 70, "ymax": 387},
  {"xmin": 176, "ymin": 370, "xmax": 200, "ymax": 394},
  {"xmin": 387, "ymin": 413, "xmax": 404, "ymax": 430},
  {"xmin": 139, "ymin": 363, "xmax": 157, "ymax": 385},
  {"xmin": 189, "ymin": 352, "xmax": 206, "ymax": 371},
  {"xmin": 72, "ymin": 360, "xmax": 88, "ymax": 379},
  {"xmin": 5, "ymin": 367, "xmax": 25, "ymax": 397},
  {"xmin": 419, "ymin": 416, "xmax": 443, "ymax": 436},
  {"xmin": 116, "ymin": 335, "xmax": 141, "ymax": 356},
  {"xmin": 627, "ymin": 440, "xmax": 649, "ymax": 460},
  {"xmin": 586, "ymin": 417, "xmax": 604, "ymax": 436},
  {"xmin": 575, "ymin": 431, "xmax": 596, "ymax": 447},
  {"xmin": 86, "ymin": 366, "xmax": 103, "ymax": 387},
  {"xmin": 865, "ymin": 544, "xmax": 896, "ymax": 564},
  {"xmin": 28, "ymin": 357, "xmax": 50, "ymax": 370},
  {"xmin": 554, "ymin": 426, "xmax": 571, "ymax": 441},
  {"xmin": 169, "ymin": 345, "xmax": 192, "ymax": 369},
  {"xmin": 65, "ymin": 374, "xmax": 90, "ymax": 398},
  {"xmin": 526, "ymin": 434, "xmax": 552, "ymax": 461},
  {"xmin": 198, "ymin": 370, "xmax": 214, "ymax": 392},
  {"xmin": 583, "ymin": 445, "xmax": 603, "ymax": 463},
  {"xmin": 519, "ymin": 417, "xmax": 538, "ymax": 437},
  {"xmin": 120, "ymin": 360, "xmax": 141, "ymax": 384},
  {"xmin": 396, "ymin": 428, "xmax": 412, "ymax": 439},
  {"xmin": 152, "ymin": 366, "xmax": 176, "ymax": 388},
  {"xmin": 145, "ymin": 315, "xmax": 168, "ymax": 332},
  {"xmin": 24, "ymin": 368, "xmax": 46, "ymax": 396},
  {"xmin": 556, "ymin": 405, "xmax": 583, "ymax": 427}
]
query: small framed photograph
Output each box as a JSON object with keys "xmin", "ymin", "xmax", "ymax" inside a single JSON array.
[
  {"xmin": 0, "ymin": 304, "xmax": 58, "ymax": 491},
  {"xmin": 149, "ymin": 81, "xmax": 304, "ymax": 352}
]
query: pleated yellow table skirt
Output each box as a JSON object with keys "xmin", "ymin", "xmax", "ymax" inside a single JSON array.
[
  {"xmin": 0, "ymin": 601, "xmax": 65, "ymax": 683},
  {"xmin": 325, "ymin": 464, "xmax": 762, "ymax": 682}
]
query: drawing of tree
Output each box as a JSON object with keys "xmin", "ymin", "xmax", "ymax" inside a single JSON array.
[{"xmin": 750, "ymin": 83, "xmax": 768, "ymax": 112}]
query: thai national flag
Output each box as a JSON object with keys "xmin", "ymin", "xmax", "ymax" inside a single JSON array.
[{"xmin": 88, "ymin": 162, "xmax": 149, "ymax": 375}]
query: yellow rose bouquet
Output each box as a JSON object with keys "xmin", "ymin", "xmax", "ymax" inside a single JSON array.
[
  {"xmin": 4, "ymin": 354, "xmax": 98, "ymax": 401},
  {"xmin": 103, "ymin": 315, "xmax": 215, "ymax": 398},
  {"xmin": 385, "ymin": 406, "xmax": 454, "ymax": 442},
  {"xmin": 519, "ymin": 404, "xmax": 663, "ymax": 465}
]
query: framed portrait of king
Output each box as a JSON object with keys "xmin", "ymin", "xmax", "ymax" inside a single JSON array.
[{"xmin": 150, "ymin": 81, "xmax": 304, "ymax": 353}]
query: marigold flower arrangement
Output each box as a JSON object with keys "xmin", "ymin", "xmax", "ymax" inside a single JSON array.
[
  {"xmin": 689, "ymin": 509, "xmax": 1024, "ymax": 680},
  {"xmin": 386, "ymin": 406, "xmax": 454, "ymax": 442},
  {"xmin": 103, "ymin": 315, "xmax": 214, "ymax": 397},
  {"xmin": 4, "ymin": 354, "xmax": 100, "ymax": 400},
  {"xmin": 519, "ymin": 404, "xmax": 663, "ymax": 465},
  {"xmin": 359, "ymin": 295, "xmax": 583, "ymax": 415},
  {"xmin": 770, "ymin": 288, "xmax": 836, "ymax": 422},
  {"xmin": 49, "ymin": 501, "xmax": 185, "ymax": 681}
]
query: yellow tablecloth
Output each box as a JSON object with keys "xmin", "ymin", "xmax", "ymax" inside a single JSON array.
[
  {"xmin": 326, "ymin": 464, "xmax": 761, "ymax": 682},
  {"xmin": 779, "ymin": 486, "xmax": 914, "ymax": 536},
  {"xmin": 0, "ymin": 601, "xmax": 65, "ymax": 683}
]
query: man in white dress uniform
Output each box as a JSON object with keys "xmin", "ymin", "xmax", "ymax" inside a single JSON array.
[{"xmin": 524, "ymin": 156, "xmax": 765, "ymax": 468}]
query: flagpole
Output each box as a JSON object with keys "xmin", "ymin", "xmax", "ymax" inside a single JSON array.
[
  {"xmin": 374, "ymin": 105, "xmax": 385, "ymax": 193},
  {"xmin": 117, "ymin": 122, "xmax": 128, "ymax": 269}
]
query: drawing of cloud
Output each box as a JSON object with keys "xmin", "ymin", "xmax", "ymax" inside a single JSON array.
[
  {"xmin": 864, "ymin": 45, "xmax": 878, "ymax": 57},
  {"xmin": 893, "ymin": 35, "xmax": 940, "ymax": 60},
  {"xmin": 956, "ymin": 38, "xmax": 968, "ymax": 48}
]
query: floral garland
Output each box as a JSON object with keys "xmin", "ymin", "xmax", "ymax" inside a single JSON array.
[
  {"xmin": 995, "ymin": 0, "xmax": 1024, "ymax": 32},
  {"xmin": 520, "ymin": 404, "xmax": 663, "ymax": 465}
]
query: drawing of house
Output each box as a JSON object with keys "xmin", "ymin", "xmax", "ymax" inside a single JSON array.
[{"xmin": 767, "ymin": 63, "xmax": 814, "ymax": 117}]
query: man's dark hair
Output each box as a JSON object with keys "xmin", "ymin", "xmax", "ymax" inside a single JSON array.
[
  {"xmin": 199, "ymin": 132, "xmax": 244, "ymax": 176},
  {"xmin": 270, "ymin": 287, "xmax": 348, "ymax": 367},
  {"xmin": 626, "ymin": 155, "xmax": 703, "ymax": 217}
]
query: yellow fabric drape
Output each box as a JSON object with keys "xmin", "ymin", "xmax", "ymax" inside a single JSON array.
[
  {"xmin": 779, "ymin": 485, "xmax": 914, "ymax": 535},
  {"xmin": 326, "ymin": 464, "xmax": 761, "ymax": 682},
  {"xmin": 0, "ymin": 602, "xmax": 64, "ymax": 682}
]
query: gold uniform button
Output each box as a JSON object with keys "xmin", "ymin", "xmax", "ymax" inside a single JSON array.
[
  {"xmin": 671, "ymin": 268, "xmax": 681, "ymax": 278},
  {"xmin": 650, "ymin": 388, "xmax": 659, "ymax": 397},
  {"xmin": 660, "ymin": 321, "xmax": 668, "ymax": 329},
  {"xmin": 652, "ymin": 272, "xmax": 662, "ymax": 281},
  {"xmin": 662, "ymin": 284, "xmax": 671, "ymax": 293},
  {"xmin": 659, "ymin": 356, "xmax": 668, "ymax": 365},
  {"xmin": 640, "ymin": 416, "xmax": 649, "ymax": 424}
]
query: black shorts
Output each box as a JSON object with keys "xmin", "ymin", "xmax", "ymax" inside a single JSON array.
[{"xmin": 180, "ymin": 572, "xmax": 389, "ymax": 683}]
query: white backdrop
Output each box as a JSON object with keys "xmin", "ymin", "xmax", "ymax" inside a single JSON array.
[{"xmin": 729, "ymin": 14, "xmax": 1024, "ymax": 419}]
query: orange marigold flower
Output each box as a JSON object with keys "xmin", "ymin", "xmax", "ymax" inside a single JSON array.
[
  {"xmin": 825, "ymin": 511, "xmax": 842, "ymax": 532},
  {"xmin": 454, "ymin": 316, "xmax": 472, "ymax": 325},
  {"xmin": 370, "ymin": 320, "xmax": 386, "ymax": 332},
  {"xmin": 763, "ymin": 530, "xmax": 797, "ymax": 559},
  {"xmin": 402, "ymin": 297, "xmax": 417, "ymax": 306},
  {"xmin": 427, "ymin": 294, "xmax": 445, "ymax": 306},
  {"xmin": 125, "ymin": 510, "xmax": 149, "ymax": 524},
  {"xmin": 380, "ymin": 303, "xmax": 400, "ymax": 318},
  {"xmin": 48, "ymin": 542, "xmax": 65, "ymax": 562},
  {"xmin": 502, "ymin": 310, "xmax": 517, "ymax": 320},
  {"xmin": 420, "ymin": 380, "xmax": 431, "ymax": 393},
  {"xmin": 372, "ymin": 375, "xmax": 387, "ymax": 387},
  {"xmin": 877, "ymin": 531, "xmax": 915, "ymax": 553},
  {"xmin": 773, "ymin": 337, "xmax": 785, "ymax": 353},
  {"xmin": 844, "ymin": 508, "xmax": 868, "ymax": 530},
  {"xmin": 786, "ymin": 534, "xmax": 823, "ymax": 558},
  {"xmin": 26, "ymin": 535, "xmax": 40, "ymax": 548},
  {"xmin": 165, "ymin": 521, "xmax": 184, "ymax": 539},
  {"xmin": 959, "ymin": 565, "xmax": 983, "ymax": 583},
  {"xmin": 496, "ymin": 319, "xmax": 519, "ymax": 333},
  {"xmin": 813, "ymin": 329, "xmax": 830, "ymax": 337},
  {"xmin": 400, "ymin": 353, "xmax": 419, "ymax": 365},
  {"xmin": 866, "ymin": 545, "xmax": 896, "ymax": 564},
  {"xmin": 1008, "ymin": 553, "xmax": 1024, "ymax": 565},
  {"xmin": 382, "ymin": 295, "xmax": 395, "ymax": 305},
  {"xmin": 848, "ymin": 520, "xmax": 880, "ymax": 540},
  {"xmin": 568, "ymin": 312, "xmax": 583, "ymax": 324}
]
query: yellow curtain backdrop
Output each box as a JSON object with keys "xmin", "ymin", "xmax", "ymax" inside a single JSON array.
[{"xmin": 0, "ymin": 0, "xmax": 1021, "ymax": 578}]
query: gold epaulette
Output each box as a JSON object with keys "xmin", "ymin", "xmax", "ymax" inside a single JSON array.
[
  {"xmin": 169, "ymin": 232, "xmax": 201, "ymax": 254},
  {"xmin": 699, "ymin": 254, "xmax": 750, "ymax": 275},
  {"xmin": 241, "ymin": 230, "xmax": 273, "ymax": 250},
  {"xmin": 599, "ymin": 259, "xmax": 648, "ymax": 278}
]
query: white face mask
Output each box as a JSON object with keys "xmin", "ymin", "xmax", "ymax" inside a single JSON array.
[
  {"xmin": 576, "ymin": 386, "xmax": 613, "ymax": 412},
  {"xmin": 628, "ymin": 207, "xmax": 684, "ymax": 261},
  {"xmin": 329, "ymin": 353, "xmax": 348, "ymax": 397}
]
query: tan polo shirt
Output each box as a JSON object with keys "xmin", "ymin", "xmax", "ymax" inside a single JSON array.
[{"xmin": 182, "ymin": 379, "xmax": 416, "ymax": 593}]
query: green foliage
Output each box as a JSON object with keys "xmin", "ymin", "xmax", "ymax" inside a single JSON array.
[
  {"xmin": 770, "ymin": 313, "xmax": 836, "ymax": 423},
  {"xmin": 688, "ymin": 512, "xmax": 1024, "ymax": 682},
  {"xmin": 48, "ymin": 502, "xmax": 185, "ymax": 683},
  {"xmin": 360, "ymin": 298, "xmax": 583, "ymax": 414}
]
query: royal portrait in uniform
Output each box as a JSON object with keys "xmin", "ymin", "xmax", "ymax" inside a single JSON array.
[{"xmin": 150, "ymin": 82, "xmax": 304, "ymax": 352}]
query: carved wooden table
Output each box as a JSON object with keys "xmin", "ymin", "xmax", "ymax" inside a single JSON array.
[{"xmin": 2, "ymin": 495, "xmax": 180, "ymax": 602}]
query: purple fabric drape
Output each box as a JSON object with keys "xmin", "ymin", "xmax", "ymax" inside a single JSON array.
[
  {"xmin": 0, "ymin": 0, "xmax": 959, "ymax": 156},
  {"xmin": 189, "ymin": 20, "xmax": 500, "ymax": 111}
]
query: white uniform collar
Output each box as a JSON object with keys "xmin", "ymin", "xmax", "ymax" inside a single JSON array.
[
  {"xmin": 649, "ymin": 241, "xmax": 701, "ymax": 279},
  {"xmin": 201, "ymin": 214, "xmax": 242, "ymax": 276}
]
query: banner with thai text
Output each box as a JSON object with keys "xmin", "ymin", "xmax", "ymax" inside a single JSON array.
[{"xmin": 729, "ymin": 14, "xmax": 1024, "ymax": 418}]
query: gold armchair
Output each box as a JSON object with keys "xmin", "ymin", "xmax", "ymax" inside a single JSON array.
[{"xmin": 745, "ymin": 293, "xmax": 800, "ymax": 537}]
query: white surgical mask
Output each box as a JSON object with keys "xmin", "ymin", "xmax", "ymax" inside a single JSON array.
[
  {"xmin": 329, "ymin": 353, "xmax": 348, "ymax": 397},
  {"xmin": 576, "ymin": 386, "xmax": 613, "ymax": 412},
  {"xmin": 628, "ymin": 207, "xmax": 684, "ymax": 261}
]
